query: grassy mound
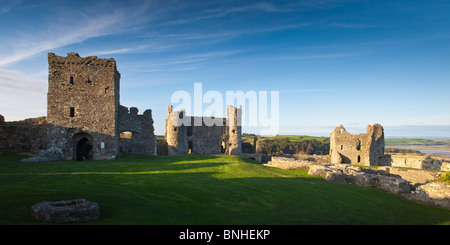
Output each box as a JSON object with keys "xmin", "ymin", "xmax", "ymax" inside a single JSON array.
[{"xmin": 0, "ymin": 152, "xmax": 449, "ymax": 224}]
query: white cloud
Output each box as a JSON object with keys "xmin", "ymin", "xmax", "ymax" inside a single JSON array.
[
  {"xmin": 0, "ymin": 68, "xmax": 47, "ymax": 121},
  {"xmin": 0, "ymin": 2, "xmax": 151, "ymax": 66},
  {"xmin": 198, "ymin": 2, "xmax": 293, "ymax": 19},
  {"xmin": 0, "ymin": 2, "xmax": 155, "ymax": 120}
]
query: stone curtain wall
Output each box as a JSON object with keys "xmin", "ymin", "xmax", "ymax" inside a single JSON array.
[
  {"xmin": 265, "ymin": 157, "xmax": 319, "ymax": 170},
  {"xmin": 118, "ymin": 105, "xmax": 157, "ymax": 155},
  {"xmin": 0, "ymin": 115, "xmax": 47, "ymax": 152},
  {"xmin": 381, "ymin": 154, "xmax": 450, "ymax": 171},
  {"xmin": 187, "ymin": 116, "xmax": 226, "ymax": 155}
]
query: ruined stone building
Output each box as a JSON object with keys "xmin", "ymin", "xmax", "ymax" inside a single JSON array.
[
  {"xmin": 330, "ymin": 124, "xmax": 385, "ymax": 166},
  {"xmin": 165, "ymin": 105, "xmax": 242, "ymax": 155},
  {"xmin": 0, "ymin": 116, "xmax": 47, "ymax": 153},
  {"xmin": 43, "ymin": 52, "xmax": 156, "ymax": 161}
]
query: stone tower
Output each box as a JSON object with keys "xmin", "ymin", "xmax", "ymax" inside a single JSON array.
[
  {"xmin": 47, "ymin": 52, "xmax": 120, "ymax": 160},
  {"xmin": 330, "ymin": 124, "xmax": 385, "ymax": 166},
  {"xmin": 165, "ymin": 105, "xmax": 188, "ymax": 156},
  {"xmin": 226, "ymin": 105, "xmax": 242, "ymax": 155}
]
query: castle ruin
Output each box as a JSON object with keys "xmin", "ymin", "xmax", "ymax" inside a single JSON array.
[
  {"xmin": 330, "ymin": 124, "xmax": 385, "ymax": 166},
  {"xmin": 44, "ymin": 52, "xmax": 156, "ymax": 161},
  {"xmin": 165, "ymin": 105, "xmax": 242, "ymax": 155}
]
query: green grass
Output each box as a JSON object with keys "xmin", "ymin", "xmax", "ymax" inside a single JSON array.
[{"xmin": 0, "ymin": 151, "xmax": 449, "ymax": 225}]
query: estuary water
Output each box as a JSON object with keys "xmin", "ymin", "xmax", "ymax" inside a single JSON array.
[{"xmin": 386, "ymin": 145, "xmax": 450, "ymax": 157}]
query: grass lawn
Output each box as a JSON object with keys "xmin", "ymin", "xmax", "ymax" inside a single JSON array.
[{"xmin": 0, "ymin": 151, "xmax": 449, "ymax": 225}]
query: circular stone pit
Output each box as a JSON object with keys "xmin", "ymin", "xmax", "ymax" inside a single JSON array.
[{"xmin": 31, "ymin": 199, "xmax": 100, "ymax": 223}]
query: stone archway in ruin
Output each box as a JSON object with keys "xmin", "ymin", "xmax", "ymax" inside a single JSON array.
[{"xmin": 73, "ymin": 133, "xmax": 93, "ymax": 161}]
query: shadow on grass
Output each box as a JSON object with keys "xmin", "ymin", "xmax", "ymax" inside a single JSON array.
[{"xmin": 0, "ymin": 152, "xmax": 449, "ymax": 225}]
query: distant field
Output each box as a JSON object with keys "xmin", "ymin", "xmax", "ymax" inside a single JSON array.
[
  {"xmin": 385, "ymin": 138, "xmax": 450, "ymax": 146},
  {"xmin": 243, "ymin": 135, "xmax": 450, "ymax": 146},
  {"xmin": 0, "ymin": 151, "xmax": 449, "ymax": 225},
  {"xmin": 242, "ymin": 135, "xmax": 330, "ymax": 145}
]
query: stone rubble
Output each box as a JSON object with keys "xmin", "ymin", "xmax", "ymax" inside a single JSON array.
[
  {"xmin": 31, "ymin": 199, "xmax": 100, "ymax": 223},
  {"xmin": 265, "ymin": 157, "xmax": 449, "ymax": 209}
]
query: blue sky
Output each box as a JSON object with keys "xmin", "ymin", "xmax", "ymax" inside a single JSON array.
[{"xmin": 1, "ymin": 0, "xmax": 450, "ymax": 137}]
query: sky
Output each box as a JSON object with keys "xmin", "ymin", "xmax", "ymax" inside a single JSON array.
[{"xmin": 1, "ymin": 0, "xmax": 450, "ymax": 137}]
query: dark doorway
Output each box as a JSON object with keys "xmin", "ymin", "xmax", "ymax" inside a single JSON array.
[
  {"xmin": 76, "ymin": 137, "xmax": 93, "ymax": 161},
  {"xmin": 188, "ymin": 141, "xmax": 193, "ymax": 154}
]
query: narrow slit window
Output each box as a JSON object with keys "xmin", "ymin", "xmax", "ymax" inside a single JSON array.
[
  {"xmin": 69, "ymin": 76, "xmax": 74, "ymax": 85},
  {"xmin": 70, "ymin": 107, "xmax": 75, "ymax": 117}
]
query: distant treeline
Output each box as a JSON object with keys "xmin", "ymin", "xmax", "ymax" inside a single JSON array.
[{"xmin": 256, "ymin": 137, "xmax": 330, "ymax": 156}]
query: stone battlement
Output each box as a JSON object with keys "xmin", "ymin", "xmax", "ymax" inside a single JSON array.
[{"xmin": 48, "ymin": 52, "xmax": 118, "ymax": 68}]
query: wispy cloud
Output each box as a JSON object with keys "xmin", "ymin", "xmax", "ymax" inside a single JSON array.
[
  {"xmin": 0, "ymin": 68, "xmax": 47, "ymax": 121},
  {"xmin": 155, "ymin": 1, "xmax": 304, "ymax": 27},
  {"xmin": 0, "ymin": 1, "xmax": 155, "ymax": 120},
  {"xmin": 0, "ymin": 1, "xmax": 151, "ymax": 66},
  {"xmin": 198, "ymin": 2, "xmax": 294, "ymax": 19},
  {"xmin": 0, "ymin": 68, "xmax": 46, "ymax": 94},
  {"xmin": 330, "ymin": 22, "xmax": 378, "ymax": 29},
  {"xmin": 135, "ymin": 50, "xmax": 249, "ymax": 70},
  {"xmin": 275, "ymin": 52, "xmax": 370, "ymax": 60},
  {"xmin": 0, "ymin": 0, "xmax": 25, "ymax": 15}
]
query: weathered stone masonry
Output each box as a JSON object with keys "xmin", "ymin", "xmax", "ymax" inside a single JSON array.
[
  {"xmin": 165, "ymin": 105, "xmax": 242, "ymax": 156},
  {"xmin": 46, "ymin": 52, "xmax": 157, "ymax": 161},
  {"xmin": 47, "ymin": 52, "xmax": 121, "ymax": 160},
  {"xmin": 330, "ymin": 124, "xmax": 384, "ymax": 166},
  {"xmin": 11, "ymin": 52, "xmax": 157, "ymax": 162},
  {"xmin": 118, "ymin": 105, "xmax": 156, "ymax": 155},
  {"xmin": 0, "ymin": 116, "xmax": 47, "ymax": 152}
]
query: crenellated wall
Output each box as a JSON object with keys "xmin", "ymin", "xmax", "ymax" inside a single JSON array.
[
  {"xmin": 118, "ymin": 105, "xmax": 156, "ymax": 155},
  {"xmin": 330, "ymin": 124, "xmax": 384, "ymax": 166},
  {"xmin": 47, "ymin": 52, "xmax": 120, "ymax": 160}
]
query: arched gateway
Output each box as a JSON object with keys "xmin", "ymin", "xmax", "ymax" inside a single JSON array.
[{"xmin": 73, "ymin": 133, "xmax": 93, "ymax": 161}]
